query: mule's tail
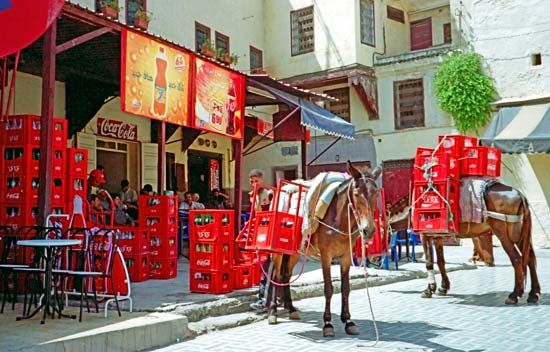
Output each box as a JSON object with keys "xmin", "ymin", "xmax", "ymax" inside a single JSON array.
[{"xmin": 519, "ymin": 194, "xmax": 532, "ymax": 281}]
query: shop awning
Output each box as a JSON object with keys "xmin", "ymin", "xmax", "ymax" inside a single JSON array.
[
  {"xmin": 247, "ymin": 78, "xmax": 355, "ymax": 140},
  {"xmin": 480, "ymin": 103, "xmax": 550, "ymax": 153}
]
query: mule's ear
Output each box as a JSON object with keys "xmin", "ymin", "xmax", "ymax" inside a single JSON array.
[
  {"xmin": 371, "ymin": 165, "xmax": 382, "ymax": 180},
  {"xmin": 347, "ymin": 160, "xmax": 362, "ymax": 179}
]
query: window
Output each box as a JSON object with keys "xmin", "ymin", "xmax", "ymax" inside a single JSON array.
[
  {"xmin": 325, "ymin": 88, "xmax": 351, "ymax": 122},
  {"xmin": 410, "ymin": 18, "xmax": 432, "ymax": 51},
  {"xmin": 387, "ymin": 6, "xmax": 405, "ymax": 23},
  {"xmin": 290, "ymin": 6, "xmax": 314, "ymax": 56},
  {"xmin": 215, "ymin": 32, "xmax": 230, "ymax": 54},
  {"xmin": 443, "ymin": 23, "xmax": 452, "ymax": 44},
  {"xmin": 126, "ymin": 0, "xmax": 145, "ymax": 25},
  {"xmin": 250, "ymin": 46, "xmax": 263, "ymax": 73},
  {"xmin": 394, "ymin": 79, "xmax": 424, "ymax": 129},
  {"xmin": 360, "ymin": 0, "xmax": 375, "ymax": 46},
  {"xmin": 532, "ymin": 53, "xmax": 542, "ymax": 66},
  {"xmin": 195, "ymin": 22, "xmax": 211, "ymax": 52}
]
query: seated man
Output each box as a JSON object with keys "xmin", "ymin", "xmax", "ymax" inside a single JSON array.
[
  {"xmin": 209, "ymin": 188, "xmax": 231, "ymax": 209},
  {"xmin": 120, "ymin": 179, "xmax": 138, "ymax": 220},
  {"xmin": 112, "ymin": 194, "xmax": 136, "ymax": 226},
  {"xmin": 179, "ymin": 191, "xmax": 204, "ymax": 210}
]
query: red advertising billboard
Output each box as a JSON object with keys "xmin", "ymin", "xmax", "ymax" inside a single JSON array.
[
  {"xmin": 120, "ymin": 29, "xmax": 192, "ymax": 126},
  {"xmin": 193, "ymin": 58, "xmax": 245, "ymax": 139}
]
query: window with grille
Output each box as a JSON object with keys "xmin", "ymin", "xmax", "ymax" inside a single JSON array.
[
  {"xmin": 126, "ymin": 0, "xmax": 145, "ymax": 25},
  {"xmin": 195, "ymin": 22, "xmax": 211, "ymax": 52},
  {"xmin": 443, "ymin": 23, "xmax": 452, "ymax": 44},
  {"xmin": 291, "ymin": 6, "xmax": 315, "ymax": 56},
  {"xmin": 394, "ymin": 79, "xmax": 424, "ymax": 129},
  {"xmin": 325, "ymin": 88, "xmax": 351, "ymax": 122},
  {"xmin": 215, "ymin": 32, "xmax": 230, "ymax": 54},
  {"xmin": 360, "ymin": 0, "xmax": 375, "ymax": 46},
  {"xmin": 250, "ymin": 46, "xmax": 263, "ymax": 73}
]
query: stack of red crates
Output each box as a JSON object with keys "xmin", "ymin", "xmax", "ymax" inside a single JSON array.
[
  {"xmin": 189, "ymin": 210, "xmax": 234, "ymax": 294},
  {"xmin": 0, "ymin": 115, "xmax": 68, "ymax": 234},
  {"xmin": 412, "ymin": 135, "xmax": 502, "ymax": 234},
  {"xmin": 118, "ymin": 227, "xmax": 150, "ymax": 282},
  {"xmin": 65, "ymin": 148, "xmax": 88, "ymax": 225},
  {"xmin": 140, "ymin": 195, "xmax": 178, "ymax": 279}
]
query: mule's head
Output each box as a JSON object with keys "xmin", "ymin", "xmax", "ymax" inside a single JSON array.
[{"xmin": 347, "ymin": 160, "xmax": 382, "ymax": 240}]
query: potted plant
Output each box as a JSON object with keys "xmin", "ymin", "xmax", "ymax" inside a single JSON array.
[
  {"xmin": 134, "ymin": 8, "xmax": 152, "ymax": 30},
  {"xmin": 201, "ymin": 39, "xmax": 216, "ymax": 58},
  {"xmin": 229, "ymin": 53, "xmax": 240, "ymax": 66},
  {"xmin": 218, "ymin": 50, "xmax": 232, "ymax": 65},
  {"xmin": 99, "ymin": 0, "xmax": 121, "ymax": 19}
]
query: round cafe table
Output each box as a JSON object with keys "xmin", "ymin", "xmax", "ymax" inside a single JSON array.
[{"xmin": 16, "ymin": 239, "xmax": 81, "ymax": 324}]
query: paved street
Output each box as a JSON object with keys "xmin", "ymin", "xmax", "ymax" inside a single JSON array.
[{"xmin": 153, "ymin": 247, "xmax": 550, "ymax": 352}]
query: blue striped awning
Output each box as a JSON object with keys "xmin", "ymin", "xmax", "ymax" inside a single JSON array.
[{"xmin": 480, "ymin": 103, "xmax": 550, "ymax": 153}]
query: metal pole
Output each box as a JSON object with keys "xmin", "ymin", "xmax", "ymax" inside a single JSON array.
[
  {"xmin": 301, "ymin": 139, "xmax": 307, "ymax": 179},
  {"xmin": 157, "ymin": 121, "xmax": 166, "ymax": 193},
  {"xmin": 307, "ymin": 137, "xmax": 341, "ymax": 166},
  {"xmin": 38, "ymin": 23, "xmax": 57, "ymax": 225},
  {"xmin": 233, "ymin": 138, "xmax": 243, "ymax": 236}
]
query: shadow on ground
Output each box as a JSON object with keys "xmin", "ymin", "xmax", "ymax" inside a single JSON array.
[{"xmin": 286, "ymin": 310, "xmax": 474, "ymax": 352}]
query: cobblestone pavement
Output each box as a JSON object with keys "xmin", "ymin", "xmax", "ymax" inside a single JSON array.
[{"xmin": 154, "ymin": 248, "xmax": 550, "ymax": 352}]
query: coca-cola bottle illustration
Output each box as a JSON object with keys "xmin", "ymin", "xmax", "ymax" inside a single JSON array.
[
  {"xmin": 154, "ymin": 47, "xmax": 168, "ymax": 117},
  {"xmin": 225, "ymin": 80, "xmax": 236, "ymax": 135}
]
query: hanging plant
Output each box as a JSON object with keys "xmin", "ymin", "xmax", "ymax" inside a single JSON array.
[{"xmin": 434, "ymin": 52, "xmax": 497, "ymax": 133}]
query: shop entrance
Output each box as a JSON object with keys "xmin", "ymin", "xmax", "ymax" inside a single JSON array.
[
  {"xmin": 187, "ymin": 150, "xmax": 223, "ymax": 204},
  {"xmin": 96, "ymin": 138, "xmax": 139, "ymax": 193}
]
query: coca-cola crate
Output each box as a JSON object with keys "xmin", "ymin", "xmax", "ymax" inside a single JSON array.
[
  {"xmin": 1, "ymin": 203, "xmax": 39, "ymax": 228},
  {"xmin": 189, "ymin": 269, "xmax": 232, "ymax": 294},
  {"xmin": 2, "ymin": 115, "xmax": 67, "ymax": 147},
  {"xmin": 149, "ymin": 257, "xmax": 177, "ymax": 280},
  {"xmin": 461, "ymin": 147, "xmax": 489, "ymax": 176},
  {"xmin": 190, "ymin": 242, "xmax": 233, "ymax": 271},
  {"xmin": 139, "ymin": 195, "xmax": 177, "ymax": 217},
  {"xmin": 189, "ymin": 210, "xmax": 234, "ymax": 243},
  {"xmin": 66, "ymin": 148, "xmax": 88, "ymax": 176},
  {"xmin": 413, "ymin": 180, "xmax": 459, "ymax": 211},
  {"xmin": 145, "ymin": 216, "xmax": 178, "ymax": 236},
  {"xmin": 486, "ymin": 147, "xmax": 502, "ymax": 177},
  {"xmin": 438, "ymin": 135, "xmax": 478, "ymax": 157},
  {"xmin": 245, "ymin": 211, "xmax": 303, "ymax": 255},
  {"xmin": 413, "ymin": 148, "xmax": 453, "ymax": 182},
  {"xmin": 149, "ymin": 234, "xmax": 178, "ymax": 259},
  {"xmin": 354, "ymin": 209, "xmax": 384, "ymax": 258},
  {"xmin": 412, "ymin": 208, "xmax": 458, "ymax": 234},
  {"xmin": 124, "ymin": 253, "xmax": 150, "ymax": 282},
  {"xmin": 2, "ymin": 145, "xmax": 65, "ymax": 176},
  {"xmin": 2, "ymin": 174, "xmax": 65, "ymax": 205},
  {"xmin": 66, "ymin": 175, "xmax": 87, "ymax": 202},
  {"xmin": 233, "ymin": 264, "xmax": 254, "ymax": 290},
  {"xmin": 116, "ymin": 227, "xmax": 149, "ymax": 256}
]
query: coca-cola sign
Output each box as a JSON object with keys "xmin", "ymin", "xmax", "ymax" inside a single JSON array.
[{"xmin": 97, "ymin": 117, "xmax": 137, "ymax": 141}]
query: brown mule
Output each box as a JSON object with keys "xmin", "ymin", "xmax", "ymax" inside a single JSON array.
[
  {"xmin": 267, "ymin": 161, "xmax": 382, "ymax": 337},
  {"xmin": 421, "ymin": 182, "xmax": 541, "ymax": 305}
]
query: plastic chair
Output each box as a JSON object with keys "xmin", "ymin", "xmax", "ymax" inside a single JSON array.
[{"xmin": 390, "ymin": 229, "xmax": 421, "ymax": 270}]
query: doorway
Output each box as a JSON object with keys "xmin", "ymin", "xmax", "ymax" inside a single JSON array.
[
  {"xmin": 187, "ymin": 150, "xmax": 223, "ymax": 204},
  {"xmin": 273, "ymin": 166, "xmax": 298, "ymax": 186}
]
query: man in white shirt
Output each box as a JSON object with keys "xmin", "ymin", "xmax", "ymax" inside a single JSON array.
[{"xmin": 179, "ymin": 191, "xmax": 204, "ymax": 210}]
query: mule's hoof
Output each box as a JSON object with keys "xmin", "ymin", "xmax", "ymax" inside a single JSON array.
[
  {"xmin": 322, "ymin": 323, "xmax": 335, "ymax": 338},
  {"xmin": 288, "ymin": 310, "xmax": 301, "ymax": 320},
  {"xmin": 421, "ymin": 290, "xmax": 433, "ymax": 298},
  {"xmin": 527, "ymin": 293, "xmax": 541, "ymax": 304},
  {"xmin": 505, "ymin": 296, "xmax": 518, "ymax": 305},
  {"xmin": 485, "ymin": 262, "xmax": 495, "ymax": 267},
  {"xmin": 345, "ymin": 322, "xmax": 360, "ymax": 335},
  {"xmin": 428, "ymin": 283, "xmax": 437, "ymax": 293},
  {"xmin": 268, "ymin": 315, "xmax": 278, "ymax": 325},
  {"xmin": 436, "ymin": 288, "xmax": 448, "ymax": 296}
]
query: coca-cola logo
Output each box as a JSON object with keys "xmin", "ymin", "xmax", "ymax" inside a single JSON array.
[
  {"xmin": 197, "ymin": 283, "xmax": 210, "ymax": 289},
  {"xmin": 120, "ymin": 245, "xmax": 133, "ymax": 253},
  {"xmin": 196, "ymin": 259, "xmax": 211, "ymax": 266},
  {"xmin": 197, "ymin": 230, "xmax": 211, "ymax": 239},
  {"xmin": 97, "ymin": 117, "xmax": 137, "ymax": 141}
]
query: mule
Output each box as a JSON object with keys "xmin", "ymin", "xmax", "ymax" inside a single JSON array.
[
  {"xmin": 420, "ymin": 182, "xmax": 541, "ymax": 305},
  {"xmin": 266, "ymin": 161, "xmax": 382, "ymax": 337}
]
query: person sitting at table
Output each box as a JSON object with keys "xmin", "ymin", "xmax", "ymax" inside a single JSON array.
[
  {"xmin": 208, "ymin": 188, "xmax": 231, "ymax": 209},
  {"xmin": 112, "ymin": 194, "xmax": 136, "ymax": 226},
  {"xmin": 90, "ymin": 194, "xmax": 103, "ymax": 211},
  {"xmin": 179, "ymin": 191, "xmax": 204, "ymax": 210},
  {"xmin": 119, "ymin": 179, "xmax": 138, "ymax": 220},
  {"xmin": 140, "ymin": 184, "xmax": 154, "ymax": 195}
]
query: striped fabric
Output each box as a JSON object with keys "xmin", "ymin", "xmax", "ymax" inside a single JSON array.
[{"xmin": 480, "ymin": 103, "xmax": 550, "ymax": 153}]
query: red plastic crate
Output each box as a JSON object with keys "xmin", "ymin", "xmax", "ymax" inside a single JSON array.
[
  {"xmin": 145, "ymin": 216, "xmax": 178, "ymax": 236},
  {"xmin": 0, "ymin": 204, "xmax": 65, "ymax": 230},
  {"xmin": 124, "ymin": 253, "xmax": 150, "ymax": 282},
  {"xmin": 66, "ymin": 148, "xmax": 88, "ymax": 176},
  {"xmin": 486, "ymin": 147, "xmax": 502, "ymax": 177},
  {"xmin": 233, "ymin": 264, "xmax": 254, "ymax": 289},
  {"xmin": 245, "ymin": 211, "xmax": 303, "ymax": 255},
  {"xmin": 2, "ymin": 174, "xmax": 65, "ymax": 205},
  {"xmin": 412, "ymin": 208, "xmax": 458, "ymax": 234},
  {"xmin": 438, "ymin": 135, "xmax": 478, "ymax": 157},
  {"xmin": 189, "ymin": 269, "xmax": 232, "ymax": 294},
  {"xmin": 149, "ymin": 234, "xmax": 178, "ymax": 259},
  {"xmin": 189, "ymin": 210, "xmax": 234, "ymax": 243},
  {"xmin": 354, "ymin": 209, "xmax": 384, "ymax": 258},
  {"xmin": 190, "ymin": 242, "xmax": 233, "ymax": 271},
  {"xmin": 149, "ymin": 257, "xmax": 177, "ymax": 279},
  {"xmin": 139, "ymin": 195, "xmax": 177, "ymax": 217},
  {"xmin": 2, "ymin": 115, "xmax": 67, "ymax": 147},
  {"xmin": 66, "ymin": 175, "xmax": 87, "ymax": 202},
  {"xmin": 461, "ymin": 147, "xmax": 489, "ymax": 176},
  {"xmin": 116, "ymin": 227, "xmax": 149, "ymax": 256},
  {"xmin": 413, "ymin": 180, "xmax": 459, "ymax": 211},
  {"xmin": 413, "ymin": 148, "xmax": 452, "ymax": 182},
  {"xmin": 2, "ymin": 145, "xmax": 65, "ymax": 176}
]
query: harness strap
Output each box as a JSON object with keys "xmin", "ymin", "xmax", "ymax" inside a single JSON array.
[{"xmin": 483, "ymin": 210, "xmax": 523, "ymax": 223}]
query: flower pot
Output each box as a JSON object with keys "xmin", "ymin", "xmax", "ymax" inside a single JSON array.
[
  {"xmin": 202, "ymin": 48, "xmax": 215, "ymax": 58},
  {"xmin": 220, "ymin": 54, "xmax": 232, "ymax": 65},
  {"xmin": 134, "ymin": 17, "xmax": 149, "ymax": 30},
  {"xmin": 100, "ymin": 6, "xmax": 119, "ymax": 19}
]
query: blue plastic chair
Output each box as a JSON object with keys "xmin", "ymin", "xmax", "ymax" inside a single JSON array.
[{"xmin": 390, "ymin": 229, "xmax": 420, "ymax": 269}]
